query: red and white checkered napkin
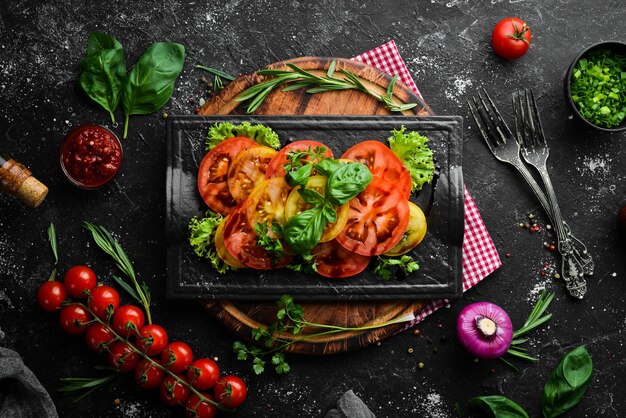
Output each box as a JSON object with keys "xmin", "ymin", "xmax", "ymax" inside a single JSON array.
[{"xmin": 353, "ymin": 41, "xmax": 502, "ymax": 327}]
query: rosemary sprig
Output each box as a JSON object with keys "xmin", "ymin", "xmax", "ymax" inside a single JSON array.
[
  {"xmin": 235, "ymin": 60, "xmax": 418, "ymax": 113},
  {"xmin": 59, "ymin": 374, "xmax": 120, "ymax": 402},
  {"xmin": 234, "ymin": 295, "xmax": 416, "ymax": 374},
  {"xmin": 82, "ymin": 222, "xmax": 152, "ymax": 324},
  {"xmin": 47, "ymin": 222, "xmax": 58, "ymax": 281},
  {"xmin": 195, "ymin": 64, "xmax": 235, "ymax": 91}
]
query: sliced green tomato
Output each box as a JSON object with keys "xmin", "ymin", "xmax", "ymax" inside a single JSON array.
[
  {"xmin": 215, "ymin": 216, "xmax": 246, "ymax": 268},
  {"xmin": 385, "ymin": 202, "xmax": 427, "ymax": 256},
  {"xmin": 227, "ymin": 146, "xmax": 277, "ymax": 203},
  {"xmin": 244, "ymin": 177, "xmax": 292, "ymax": 230},
  {"xmin": 284, "ymin": 175, "xmax": 349, "ymax": 242}
]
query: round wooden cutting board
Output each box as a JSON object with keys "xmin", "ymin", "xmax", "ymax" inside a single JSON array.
[{"xmin": 198, "ymin": 57, "xmax": 433, "ymax": 355}]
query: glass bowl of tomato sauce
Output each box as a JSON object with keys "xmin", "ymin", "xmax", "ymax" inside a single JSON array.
[{"xmin": 60, "ymin": 125, "xmax": 123, "ymax": 189}]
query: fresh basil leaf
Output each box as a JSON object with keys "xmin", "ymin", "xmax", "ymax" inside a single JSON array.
[
  {"xmin": 470, "ymin": 395, "xmax": 529, "ymax": 418},
  {"xmin": 286, "ymin": 164, "xmax": 313, "ymax": 187},
  {"xmin": 282, "ymin": 206, "xmax": 325, "ymax": 254},
  {"xmin": 313, "ymin": 158, "xmax": 343, "ymax": 176},
  {"xmin": 297, "ymin": 188, "xmax": 326, "ymax": 207},
  {"xmin": 322, "ymin": 201, "xmax": 337, "ymax": 223},
  {"xmin": 79, "ymin": 33, "xmax": 126, "ymax": 124},
  {"xmin": 86, "ymin": 32, "xmax": 123, "ymax": 55},
  {"xmin": 122, "ymin": 42, "xmax": 185, "ymax": 138},
  {"xmin": 541, "ymin": 345, "xmax": 592, "ymax": 418},
  {"xmin": 326, "ymin": 162, "xmax": 372, "ymax": 205}
]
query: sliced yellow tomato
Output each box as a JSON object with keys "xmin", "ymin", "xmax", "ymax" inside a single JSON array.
[
  {"xmin": 228, "ymin": 146, "xmax": 277, "ymax": 203},
  {"xmin": 215, "ymin": 216, "xmax": 247, "ymax": 268},
  {"xmin": 244, "ymin": 177, "xmax": 292, "ymax": 232},
  {"xmin": 385, "ymin": 201, "xmax": 427, "ymax": 256},
  {"xmin": 284, "ymin": 176, "xmax": 349, "ymax": 242}
]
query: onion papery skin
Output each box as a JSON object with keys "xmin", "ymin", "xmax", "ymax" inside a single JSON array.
[{"xmin": 456, "ymin": 302, "xmax": 513, "ymax": 359}]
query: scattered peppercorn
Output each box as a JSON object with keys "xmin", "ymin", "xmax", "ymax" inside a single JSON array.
[
  {"xmin": 549, "ymin": 244, "xmax": 556, "ymax": 252},
  {"xmin": 413, "ymin": 329, "xmax": 421, "ymax": 336},
  {"xmin": 518, "ymin": 223, "xmax": 524, "ymax": 228},
  {"xmin": 505, "ymin": 253, "xmax": 511, "ymax": 258},
  {"xmin": 162, "ymin": 112, "xmax": 169, "ymax": 119},
  {"xmin": 528, "ymin": 213, "xmax": 535, "ymax": 219},
  {"xmin": 554, "ymin": 273, "xmax": 561, "ymax": 280},
  {"xmin": 546, "ymin": 224, "xmax": 552, "ymax": 230},
  {"xmin": 489, "ymin": 368, "xmax": 496, "ymax": 374},
  {"xmin": 540, "ymin": 270, "xmax": 546, "ymax": 276},
  {"xmin": 113, "ymin": 399, "xmax": 121, "ymax": 406},
  {"xmin": 418, "ymin": 362, "xmax": 425, "ymax": 369},
  {"xmin": 407, "ymin": 347, "xmax": 414, "ymax": 354}
]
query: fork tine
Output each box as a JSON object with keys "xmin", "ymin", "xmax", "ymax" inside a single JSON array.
[
  {"xmin": 528, "ymin": 89, "xmax": 547, "ymax": 145},
  {"xmin": 511, "ymin": 90, "xmax": 522, "ymax": 145},
  {"xmin": 515, "ymin": 90, "xmax": 533, "ymax": 149},
  {"xmin": 467, "ymin": 98, "xmax": 496, "ymax": 154},
  {"xmin": 480, "ymin": 88, "xmax": 514, "ymax": 141},
  {"xmin": 523, "ymin": 89, "xmax": 537, "ymax": 147}
]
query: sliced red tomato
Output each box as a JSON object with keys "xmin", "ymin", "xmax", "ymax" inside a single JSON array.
[
  {"xmin": 341, "ymin": 140, "xmax": 411, "ymax": 199},
  {"xmin": 313, "ymin": 240, "xmax": 370, "ymax": 278},
  {"xmin": 336, "ymin": 177, "xmax": 410, "ymax": 256},
  {"xmin": 222, "ymin": 204, "xmax": 290, "ymax": 270},
  {"xmin": 244, "ymin": 178, "xmax": 292, "ymax": 229},
  {"xmin": 228, "ymin": 146, "xmax": 277, "ymax": 202},
  {"xmin": 265, "ymin": 140, "xmax": 334, "ymax": 179},
  {"xmin": 215, "ymin": 216, "xmax": 246, "ymax": 268},
  {"xmin": 197, "ymin": 137, "xmax": 258, "ymax": 215}
]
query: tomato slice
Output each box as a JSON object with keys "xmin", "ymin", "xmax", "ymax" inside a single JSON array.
[
  {"xmin": 385, "ymin": 201, "xmax": 427, "ymax": 256},
  {"xmin": 222, "ymin": 205, "xmax": 290, "ymax": 270},
  {"xmin": 284, "ymin": 176, "xmax": 349, "ymax": 242},
  {"xmin": 244, "ymin": 178, "xmax": 293, "ymax": 230},
  {"xmin": 228, "ymin": 146, "xmax": 277, "ymax": 203},
  {"xmin": 341, "ymin": 140, "xmax": 412, "ymax": 199},
  {"xmin": 313, "ymin": 240, "xmax": 370, "ymax": 278},
  {"xmin": 265, "ymin": 140, "xmax": 334, "ymax": 179},
  {"xmin": 197, "ymin": 137, "xmax": 258, "ymax": 215},
  {"xmin": 336, "ymin": 177, "xmax": 410, "ymax": 256},
  {"xmin": 215, "ymin": 216, "xmax": 246, "ymax": 268}
]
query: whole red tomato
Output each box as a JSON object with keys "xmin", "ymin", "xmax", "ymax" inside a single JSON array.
[
  {"xmin": 185, "ymin": 393, "xmax": 218, "ymax": 418},
  {"xmin": 161, "ymin": 342, "xmax": 193, "ymax": 374},
  {"xmin": 63, "ymin": 265, "xmax": 97, "ymax": 299},
  {"xmin": 160, "ymin": 374, "xmax": 191, "ymax": 406},
  {"xmin": 59, "ymin": 305, "xmax": 91, "ymax": 334},
  {"xmin": 85, "ymin": 323, "xmax": 115, "ymax": 353},
  {"xmin": 492, "ymin": 17, "xmax": 531, "ymax": 60},
  {"xmin": 187, "ymin": 358, "xmax": 220, "ymax": 391},
  {"xmin": 213, "ymin": 376, "xmax": 247, "ymax": 409},
  {"xmin": 111, "ymin": 305, "xmax": 145, "ymax": 337},
  {"xmin": 134, "ymin": 359, "xmax": 165, "ymax": 389},
  {"xmin": 88, "ymin": 285, "xmax": 120, "ymax": 319},
  {"xmin": 135, "ymin": 324, "xmax": 169, "ymax": 357},
  {"xmin": 37, "ymin": 281, "xmax": 68, "ymax": 312},
  {"xmin": 108, "ymin": 341, "xmax": 140, "ymax": 373}
]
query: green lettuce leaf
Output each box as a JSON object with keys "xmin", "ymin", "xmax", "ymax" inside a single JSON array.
[
  {"xmin": 188, "ymin": 211, "xmax": 232, "ymax": 274},
  {"xmin": 388, "ymin": 126, "xmax": 435, "ymax": 192},
  {"xmin": 206, "ymin": 121, "xmax": 280, "ymax": 150}
]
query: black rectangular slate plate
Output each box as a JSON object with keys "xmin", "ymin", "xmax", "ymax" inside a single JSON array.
[{"xmin": 166, "ymin": 115, "xmax": 464, "ymax": 300}]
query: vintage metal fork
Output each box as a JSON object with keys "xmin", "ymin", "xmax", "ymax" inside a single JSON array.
[
  {"xmin": 511, "ymin": 89, "xmax": 589, "ymax": 298},
  {"xmin": 467, "ymin": 89, "xmax": 587, "ymax": 299}
]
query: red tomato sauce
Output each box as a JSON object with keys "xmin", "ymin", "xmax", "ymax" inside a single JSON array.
[{"xmin": 61, "ymin": 125, "xmax": 122, "ymax": 188}]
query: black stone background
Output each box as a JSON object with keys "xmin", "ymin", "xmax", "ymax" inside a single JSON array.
[{"xmin": 0, "ymin": 0, "xmax": 624, "ymax": 417}]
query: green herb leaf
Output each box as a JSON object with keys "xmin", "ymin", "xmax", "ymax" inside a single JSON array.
[
  {"xmin": 282, "ymin": 206, "xmax": 326, "ymax": 254},
  {"xmin": 470, "ymin": 395, "xmax": 529, "ymax": 418},
  {"xmin": 79, "ymin": 33, "xmax": 126, "ymax": 124},
  {"xmin": 47, "ymin": 222, "xmax": 58, "ymax": 264},
  {"xmin": 326, "ymin": 162, "xmax": 372, "ymax": 205},
  {"xmin": 388, "ymin": 126, "xmax": 435, "ymax": 192},
  {"xmin": 122, "ymin": 42, "xmax": 185, "ymax": 138},
  {"xmin": 285, "ymin": 164, "xmax": 314, "ymax": 188},
  {"xmin": 188, "ymin": 211, "xmax": 232, "ymax": 275},
  {"xmin": 206, "ymin": 121, "xmax": 280, "ymax": 150},
  {"xmin": 111, "ymin": 274, "xmax": 141, "ymax": 304},
  {"xmin": 541, "ymin": 345, "xmax": 592, "ymax": 418},
  {"xmin": 374, "ymin": 255, "xmax": 419, "ymax": 281},
  {"xmin": 254, "ymin": 222, "xmax": 285, "ymax": 262},
  {"xmin": 194, "ymin": 64, "xmax": 235, "ymax": 81},
  {"xmin": 252, "ymin": 357, "xmax": 265, "ymax": 375}
]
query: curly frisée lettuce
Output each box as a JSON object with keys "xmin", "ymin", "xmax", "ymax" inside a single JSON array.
[
  {"xmin": 388, "ymin": 126, "xmax": 435, "ymax": 192},
  {"xmin": 206, "ymin": 121, "xmax": 280, "ymax": 150},
  {"xmin": 188, "ymin": 211, "xmax": 232, "ymax": 274}
]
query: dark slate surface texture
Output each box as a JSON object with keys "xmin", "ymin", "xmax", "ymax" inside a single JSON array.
[{"xmin": 0, "ymin": 1, "xmax": 624, "ymax": 417}]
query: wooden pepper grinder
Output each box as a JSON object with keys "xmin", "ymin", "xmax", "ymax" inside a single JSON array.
[{"xmin": 0, "ymin": 149, "xmax": 48, "ymax": 208}]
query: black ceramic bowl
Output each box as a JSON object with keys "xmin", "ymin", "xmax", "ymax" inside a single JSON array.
[{"xmin": 564, "ymin": 40, "xmax": 626, "ymax": 132}]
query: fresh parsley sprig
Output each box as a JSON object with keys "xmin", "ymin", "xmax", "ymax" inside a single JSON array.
[
  {"xmin": 373, "ymin": 255, "xmax": 420, "ymax": 281},
  {"xmin": 235, "ymin": 60, "xmax": 418, "ymax": 113},
  {"xmin": 254, "ymin": 222, "xmax": 285, "ymax": 263}
]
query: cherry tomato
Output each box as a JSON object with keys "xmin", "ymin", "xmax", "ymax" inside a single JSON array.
[
  {"xmin": 161, "ymin": 342, "xmax": 193, "ymax": 374},
  {"xmin": 214, "ymin": 216, "xmax": 246, "ymax": 269},
  {"xmin": 37, "ymin": 281, "xmax": 68, "ymax": 312},
  {"xmin": 213, "ymin": 375, "xmax": 247, "ymax": 409},
  {"xmin": 160, "ymin": 374, "xmax": 191, "ymax": 406},
  {"xmin": 187, "ymin": 358, "xmax": 220, "ymax": 391},
  {"xmin": 63, "ymin": 265, "xmax": 97, "ymax": 299},
  {"xmin": 108, "ymin": 341, "xmax": 140, "ymax": 373},
  {"xmin": 88, "ymin": 285, "xmax": 120, "ymax": 320},
  {"xmin": 341, "ymin": 140, "xmax": 411, "ymax": 199},
  {"xmin": 185, "ymin": 393, "xmax": 217, "ymax": 418},
  {"xmin": 59, "ymin": 305, "xmax": 91, "ymax": 334},
  {"xmin": 491, "ymin": 17, "xmax": 531, "ymax": 60},
  {"xmin": 85, "ymin": 322, "xmax": 115, "ymax": 353},
  {"xmin": 313, "ymin": 240, "xmax": 370, "ymax": 278},
  {"xmin": 385, "ymin": 201, "xmax": 427, "ymax": 256},
  {"xmin": 197, "ymin": 136, "xmax": 258, "ymax": 215},
  {"xmin": 284, "ymin": 176, "xmax": 350, "ymax": 242},
  {"xmin": 265, "ymin": 140, "xmax": 334, "ymax": 179},
  {"xmin": 135, "ymin": 324, "xmax": 169, "ymax": 357},
  {"xmin": 111, "ymin": 305, "xmax": 145, "ymax": 337},
  {"xmin": 336, "ymin": 177, "xmax": 410, "ymax": 256},
  {"xmin": 227, "ymin": 146, "xmax": 277, "ymax": 202},
  {"xmin": 134, "ymin": 359, "xmax": 165, "ymax": 389}
]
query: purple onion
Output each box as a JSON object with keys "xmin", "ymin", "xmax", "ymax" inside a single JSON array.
[{"xmin": 456, "ymin": 301, "xmax": 513, "ymax": 359}]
